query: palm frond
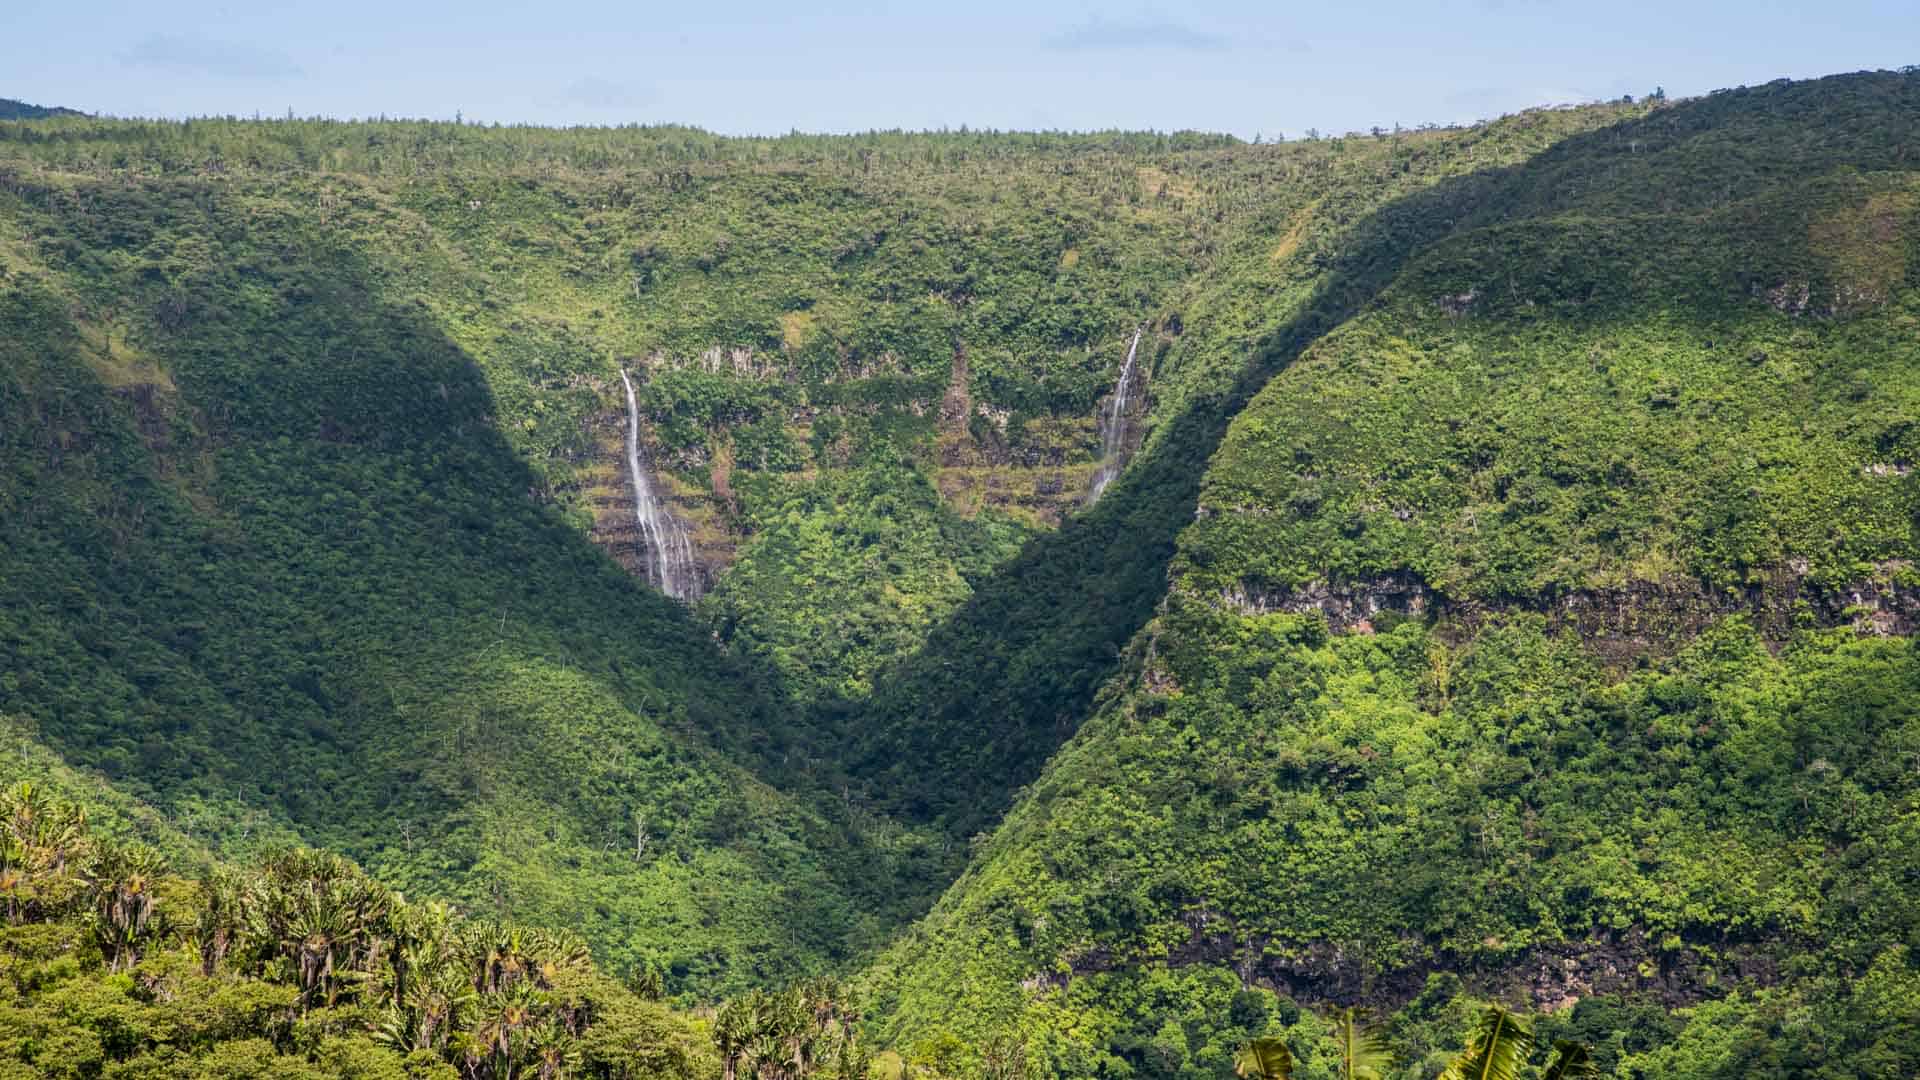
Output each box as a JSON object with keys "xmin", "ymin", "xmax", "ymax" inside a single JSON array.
[
  {"xmin": 1541, "ymin": 1040, "xmax": 1599, "ymax": 1080},
  {"xmin": 1334, "ymin": 1007, "xmax": 1392, "ymax": 1080},
  {"xmin": 1440, "ymin": 1005, "xmax": 1532, "ymax": 1080},
  {"xmin": 1235, "ymin": 1036, "xmax": 1295, "ymax": 1079}
]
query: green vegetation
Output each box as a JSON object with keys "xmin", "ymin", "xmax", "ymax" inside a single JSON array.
[
  {"xmin": 0, "ymin": 781, "xmax": 715, "ymax": 1078},
  {"xmin": 0, "ymin": 99, "xmax": 83, "ymax": 122},
  {"xmin": 859, "ymin": 72, "xmax": 1920, "ymax": 1078},
  {"xmin": 3, "ymin": 68, "xmax": 1919, "ymax": 1078},
  {"xmin": 0, "ymin": 178, "xmax": 899, "ymax": 997}
]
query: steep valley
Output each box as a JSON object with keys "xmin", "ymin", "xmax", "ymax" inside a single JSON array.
[{"xmin": 1, "ymin": 70, "xmax": 1917, "ymax": 1079}]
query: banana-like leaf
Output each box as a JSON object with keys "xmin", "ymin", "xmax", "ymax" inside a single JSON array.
[
  {"xmin": 1334, "ymin": 1007, "xmax": 1392, "ymax": 1080},
  {"xmin": 1440, "ymin": 1005, "xmax": 1533, "ymax": 1080},
  {"xmin": 1542, "ymin": 1040, "xmax": 1599, "ymax": 1080},
  {"xmin": 1235, "ymin": 1037, "xmax": 1295, "ymax": 1079}
]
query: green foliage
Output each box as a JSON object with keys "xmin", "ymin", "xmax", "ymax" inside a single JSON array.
[
  {"xmin": 1538, "ymin": 1041, "xmax": 1596, "ymax": 1080},
  {"xmin": 1440, "ymin": 1007, "xmax": 1530, "ymax": 1080},
  {"xmin": 836, "ymin": 92, "xmax": 1652, "ymax": 838},
  {"xmin": 1235, "ymin": 1037, "xmax": 1294, "ymax": 1079},
  {"xmin": 862, "ymin": 71, "xmax": 1920, "ymax": 1079},
  {"xmin": 3, "ymin": 69, "xmax": 1920, "ymax": 1080},
  {"xmin": 712, "ymin": 979, "xmax": 865, "ymax": 1080},
  {"xmin": 0, "ymin": 99, "xmax": 82, "ymax": 121},
  {"xmin": 0, "ymin": 783, "xmax": 709, "ymax": 1079},
  {"xmin": 708, "ymin": 460, "xmax": 1031, "ymax": 706},
  {"xmin": 1330, "ymin": 1009, "xmax": 1390, "ymax": 1080},
  {"xmin": 0, "ymin": 194, "xmax": 890, "ymax": 994},
  {"xmin": 0, "ymin": 102, "xmax": 1304, "ymax": 984}
]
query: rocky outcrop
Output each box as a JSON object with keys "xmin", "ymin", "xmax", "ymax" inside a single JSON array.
[
  {"xmin": 1219, "ymin": 562, "xmax": 1920, "ymax": 656},
  {"xmin": 1058, "ymin": 913, "xmax": 1786, "ymax": 1012},
  {"xmin": 581, "ymin": 389, "xmax": 730, "ymax": 595}
]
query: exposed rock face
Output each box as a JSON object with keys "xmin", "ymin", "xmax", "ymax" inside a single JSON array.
[
  {"xmin": 581, "ymin": 390, "xmax": 729, "ymax": 595},
  {"xmin": 577, "ymin": 349, "xmax": 1109, "ymax": 583},
  {"xmin": 1436, "ymin": 289, "xmax": 1480, "ymax": 317},
  {"xmin": 1220, "ymin": 571, "xmax": 1434, "ymax": 631},
  {"xmin": 1219, "ymin": 563, "xmax": 1920, "ymax": 655},
  {"xmin": 1059, "ymin": 912, "xmax": 1785, "ymax": 1012}
]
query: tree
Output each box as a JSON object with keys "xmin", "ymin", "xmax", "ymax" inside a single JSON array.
[
  {"xmin": 1440, "ymin": 1006, "xmax": 1596, "ymax": 1080},
  {"xmin": 1442, "ymin": 1005, "xmax": 1530, "ymax": 1080},
  {"xmin": 1332, "ymin": 1007, "xmax": 1392, "ymax": 1080},
  {"xmin": 1540, "ymin": 1041, "xmax": 1599, "ymax": 1080},
  {"xmin": 0, "ymin": 781, "xmax": 89, "ymax": 922},
  {"xmin": 715, "ymin": 993, "xmax": 760, "ymax": 1080},
  {"xmin": 82, "ymin": 842, "xmax": 168, "ymax": 971},
  {"xmin": 1234, "ymin": 1036, "xmax": 1294, "ymax": 1079},
  {"xmin": 712, "ymin": 981, "xmax": 862, "ymax": 1080}
]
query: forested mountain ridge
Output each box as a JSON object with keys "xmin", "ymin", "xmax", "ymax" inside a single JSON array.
[
  {"xmin": 0, "ymin": 99, "xmax": 84, "ymax": 121},
  {"xmin": 0, "ymin": 114, "xmax": 1246, "ymax": 718},
  {"xmin": 1, "ymin": 68, "xmax": 1917, "ymax": 1080},
  {"xmin": 0, "ymin": 105, "xmax": 1400, "ymax": 1000},
  {"xmin": 861, "ymin": 71, "xmax": 1920, "ymax": 1078},
  {"xmin": 0, "ymin": 151, "xmax": 918, "ymax": 997}
]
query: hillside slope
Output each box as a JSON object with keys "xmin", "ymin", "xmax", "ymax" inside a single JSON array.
[
  {"xmin": 0, "ymin": 98, "xmax": 83, "ymax": 121},
  {"xmin": 3, "ymin": 69, "xmax": 1918, "ymax": 1079},
  {"xmin": 837, "ymin": 101, "xmax": 1652, "ymax": 836},
  {"xmin": 0, "ymin": 190, "xmax": 895, "ymax": 995},
  {"xmin": 0, "ymin": 112, "xmax": 1653, "ymax": 984},
  {"xmin": 860, "ymin": 71, "xmax": 1920, "ymax": 1079},
  {"xmin": 0, "ymin": 115, "xmax": 1438, "ymax": 993}
]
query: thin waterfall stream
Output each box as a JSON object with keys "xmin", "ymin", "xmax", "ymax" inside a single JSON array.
[
  {"xmin": 1087, "ymin": 327, "xmax": 1144, "ymax": 502},
  {"xmin": 619, "ymin": 368, "xmax": 700, "ymax": 601}
]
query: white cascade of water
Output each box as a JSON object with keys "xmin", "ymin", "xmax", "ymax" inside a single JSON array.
[
  {"xmin": 1087, "ymin": 327, "xmax": 1144, "ymax": 502},
  {"xmin": 619, "ymin": 369, "xmax": 700, "ymax": 601}
]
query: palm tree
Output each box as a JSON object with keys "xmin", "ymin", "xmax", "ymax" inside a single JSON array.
[
  {"xmin": 289, "ymin": 889, "xmax": 357, "ymax": 1006},
  {"xmin": 1, "ymin": 781, "xmax": 89, "ymax": 922},
  {"xmin": 82, "ymin": 842, "xmax": 168, "ymax": 971},
  {"xmin": 467, "ymin": 918, "xmax": 540, "ymax": 994},
  {"xmin": 714, "ymin": 982, "xmax": 864, "ymax": 1080},
  {"xmin": 1541, "ymin": 1041, "xmax": 1599, "ymax": 1080},
  {"xmin": 374, "ymin": 959, "xmax": 474, "ymax": 1056},
  {"xmin": 470, "ymin": 981, "xmax": 544, "ymax": 1079},
  {"xmin": 525, "ymin": 1018, "xmax": 579, "ymax": 1080},
  {"xmin": 1332, "ymin": 1007, "xmax": 1392, "ymax": 1080},
  {"xmin": 1441, "ymin": 1005, "xmax": 1533, "ymax": 1080},
  {"xmin": 714, "ymin": 992, "xmax": 763, "ymax": 1080},
  {"xmin": 528, "ymin": 926, "xmax": 591, "ymax": 989},
  {"xmin": 193, "ymin": 867, "xmax": 248, "ymax": 976},
  {"xmin": 1432, "ymin": 1006, "xmax": 1602, "ymax": 1080},
  {"xmin": 1235, "ymin": 1036, "xmax": 1295, "ymax": 1079},
  {"xmin": 382, "ymin": 898, "xmax": 459, "ymax": 1012}
]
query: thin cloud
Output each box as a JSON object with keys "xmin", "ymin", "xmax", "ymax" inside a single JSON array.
[
  {"xmin": 558, "ymin": 77, "xmax": 653, "ymax": 111},
  {"xmin": 119, "ymin": 33, "xmax": 302, "ymax": 79},
  {"xmin": 1044, "ymin": 15, "xmax": 1228, "ymax": 52}
]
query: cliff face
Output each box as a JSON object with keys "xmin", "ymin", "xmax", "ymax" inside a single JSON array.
[{"xmin": 1217, "ymin": 562, "xmax": 1919, "ymax": 657}]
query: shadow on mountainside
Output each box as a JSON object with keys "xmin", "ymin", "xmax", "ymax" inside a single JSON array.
[
  {"xmin": 0, "ymin": 176, "xmax": 919, "ymax": 987},
  {"xmin": 832, "ymin": 69, "xmax": 1920, "ymax": 840}
]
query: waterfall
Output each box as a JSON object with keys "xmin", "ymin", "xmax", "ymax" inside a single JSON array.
[
  {"xmin": 1087, "ymin": 327, "xmax": 1144, "ymax": 502},
  {"xmin": 619, "ymin": 369, "xmax": 700, "ymax": 601}
]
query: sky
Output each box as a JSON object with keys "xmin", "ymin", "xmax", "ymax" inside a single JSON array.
[{"xmin": 5, "ymin": 0, "xmax": 1917, "ymax": 138}]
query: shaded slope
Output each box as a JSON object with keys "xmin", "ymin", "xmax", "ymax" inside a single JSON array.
[
  {"xmin": 837, "ymin": 101, "xmax": 1658, "ymax": 835},
  {"xmin": 0, "ymin": 185, "xmax": 886, "ymax": 995},
  {"xmin": 860, "ymin": 71, "xmax": 1920, "ymax": 1078},
  {"xmin": 0, "ymin": 119, "xmax": 1243, "ymax": 745}
]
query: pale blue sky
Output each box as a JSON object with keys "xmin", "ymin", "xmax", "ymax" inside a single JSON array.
[{"xmin": 6, "ymin": 0, "xmax": 1916, "ymax": 137}]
